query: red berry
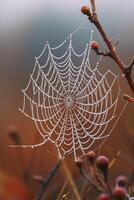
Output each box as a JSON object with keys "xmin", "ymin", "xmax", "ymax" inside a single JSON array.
[
  {"xmin": 86, "ymin": 151, "xmax": 96, "ymax": 164},
  {"xmin": 116, "ymin": 176, "xmax": 127, "ymax": 187},
  {"xmin": 96, "ymin": 156, "xmax": 109, "ymax": 173},
  {"xmin": 75, "ymin": 158, "xmax": 83, "ymax": 170},
  {"xmin": 97, "ymin": 193, "xmax": 110, "ymax": 200},
  {"xmin": 81, "ymin": 6, "xmax": 90, "ymax": 15},
  {"xmin": 90, "ymin": 41, "xmax": 99, "ymax": 51},
  {"xmin": 113, "ymin": 187, "xmax": 126, "ymax": 200}
]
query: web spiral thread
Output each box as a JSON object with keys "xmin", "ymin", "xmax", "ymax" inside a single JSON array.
[{"xmin": 10, "ymin": 24, "xmax": 124, "ymax": 160}]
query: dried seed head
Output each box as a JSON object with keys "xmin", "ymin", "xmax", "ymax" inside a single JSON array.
[
  {"xmin": 97, "ymin": 193, "xmax": 110, "ymax": 200},
  {"xmin": 116, "ymin": 176, "xmax": 127, "ymax": 188},
  {"xmin": 96, "ymin": 156, "xmax": 109, "ymax": 173},
  {"xmin": 7, "ymin": 125, "xmax": 21, "ymax": 145},
  {"xmin": 113, "ymin": 187, "xmax": 126, "ymax": 200},
  {"xmin": 86, "ymin": 151, "xmax": 96, "ymax": 164},
  {"xmin": 81, "ymin": 6, "xmax": 90, "ymax": 15},
  {"xmin": 75, "ymin": 158, "xmax": 83, "ymax": 171},
  {"xmin": 90, "ymin": 41, "xmax": 99, "ymax": 51}
]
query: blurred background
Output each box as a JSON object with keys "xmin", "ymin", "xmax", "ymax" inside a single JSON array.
[{"xmin": 0, "ymin": 0, "xmax": 134, "ymax": 199}]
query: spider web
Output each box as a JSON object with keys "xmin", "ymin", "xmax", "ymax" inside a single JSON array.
[{"xmin": 10, "ymin": 23, "xmax": 126, "ymax": 160}]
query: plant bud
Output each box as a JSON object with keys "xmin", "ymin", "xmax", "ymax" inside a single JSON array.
[
  {"xmin": 81, "ymin": 6, "xmax": 90, "ymax": 15},
  {"xmin": 96, "ymin": 156, "xmax": 109, "ymax": 173},
  {"xmin": 86, "ymin": 151, "xmax": 96, "ymax": 164},
  {"xmin": 90, "ymin": 41, "xmax": 99, "ymax": 51}
]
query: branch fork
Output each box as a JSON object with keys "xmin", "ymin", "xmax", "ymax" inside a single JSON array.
[{"xmin": 81, "ymin": 0, "xmax": 134, "ymax": 97}]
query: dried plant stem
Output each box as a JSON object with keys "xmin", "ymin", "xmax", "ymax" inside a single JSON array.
[
  {"xmin": 86, "ymin": 0, "xmax": 134, "ymax": 95},
  {"xmin": 92, "ymin": 166, "xmax": 107, "ymax": 191},
  {"xmin": 62, "ymin": 160, "xmax": 82, "ymax": 200},
  {"xmin": 109, "ymin": 150, "xmax": 122, "ymax": 169},
  {"xmin": 56, "ymin": 179, "xmax": 69, "ymax": 200},
  {"xmin": 103, "ymin": 172, "xmax": 113, "ymax": 198},
  {"xmin": 35, "ymin": 159, "xmax": 62, "ymax": 200},
  {"xmin": 80, "ymin": 169, "xmax": 104, "ymax": 193},
  {"xmin": 82, "ymin": 185, "xmax": 92, "ymax": 199}
]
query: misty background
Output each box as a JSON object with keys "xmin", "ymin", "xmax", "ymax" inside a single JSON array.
[{"xmin": 0, "ymin": 0, "xmax": 134, "ymax": 198}]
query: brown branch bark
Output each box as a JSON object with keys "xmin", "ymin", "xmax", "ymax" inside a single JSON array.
[{"xmin": 82, "ymin": 0, "xmax": 134, "ymax": 95}]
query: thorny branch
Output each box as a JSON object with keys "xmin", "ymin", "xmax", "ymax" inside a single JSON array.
[{"xmin": 81, "ymin": 0, "xmax": 134, "ymax": 97}]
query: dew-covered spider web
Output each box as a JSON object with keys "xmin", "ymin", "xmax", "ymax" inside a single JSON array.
[{"xmin": 10, "ymin": 22, "xmax": 127, "ymax": 160}]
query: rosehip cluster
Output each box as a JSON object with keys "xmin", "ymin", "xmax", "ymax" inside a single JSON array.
[{"xmin": 75, "ymin": 151, "xmax": 129, "ymax": 200}]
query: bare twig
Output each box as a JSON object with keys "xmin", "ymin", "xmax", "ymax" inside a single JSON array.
[
  {"xmin": 115, "ymin": 38, "xmax": 120, "ymax": 48},
  {"xmin": 91, "ymin": 166, "xmax": 107, "ymax": 191},
  {"xmin": 109, "ymin": 150, "xmax": 122, "ymax": 169},
  {"xmin": 35, "ymin": 159, "xmax": 62, "ymax": 200},
  {"xmin": 80, "ymin": 169, "xmax": 104, "ymax": 193},
  {"xmin": 128, "ymin": 57, "xmax": 134, "ymax": 72},
  {"xmin": 82, "ymin": 1, "xmax": 134, "ymax": 95},
  {"xmin": 62, "ymin": 160, "xmax": 82, "ymax": 200},
  {"xmin": 56, "ymin": 179, "xmax": 68, "ymax": 200}
]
